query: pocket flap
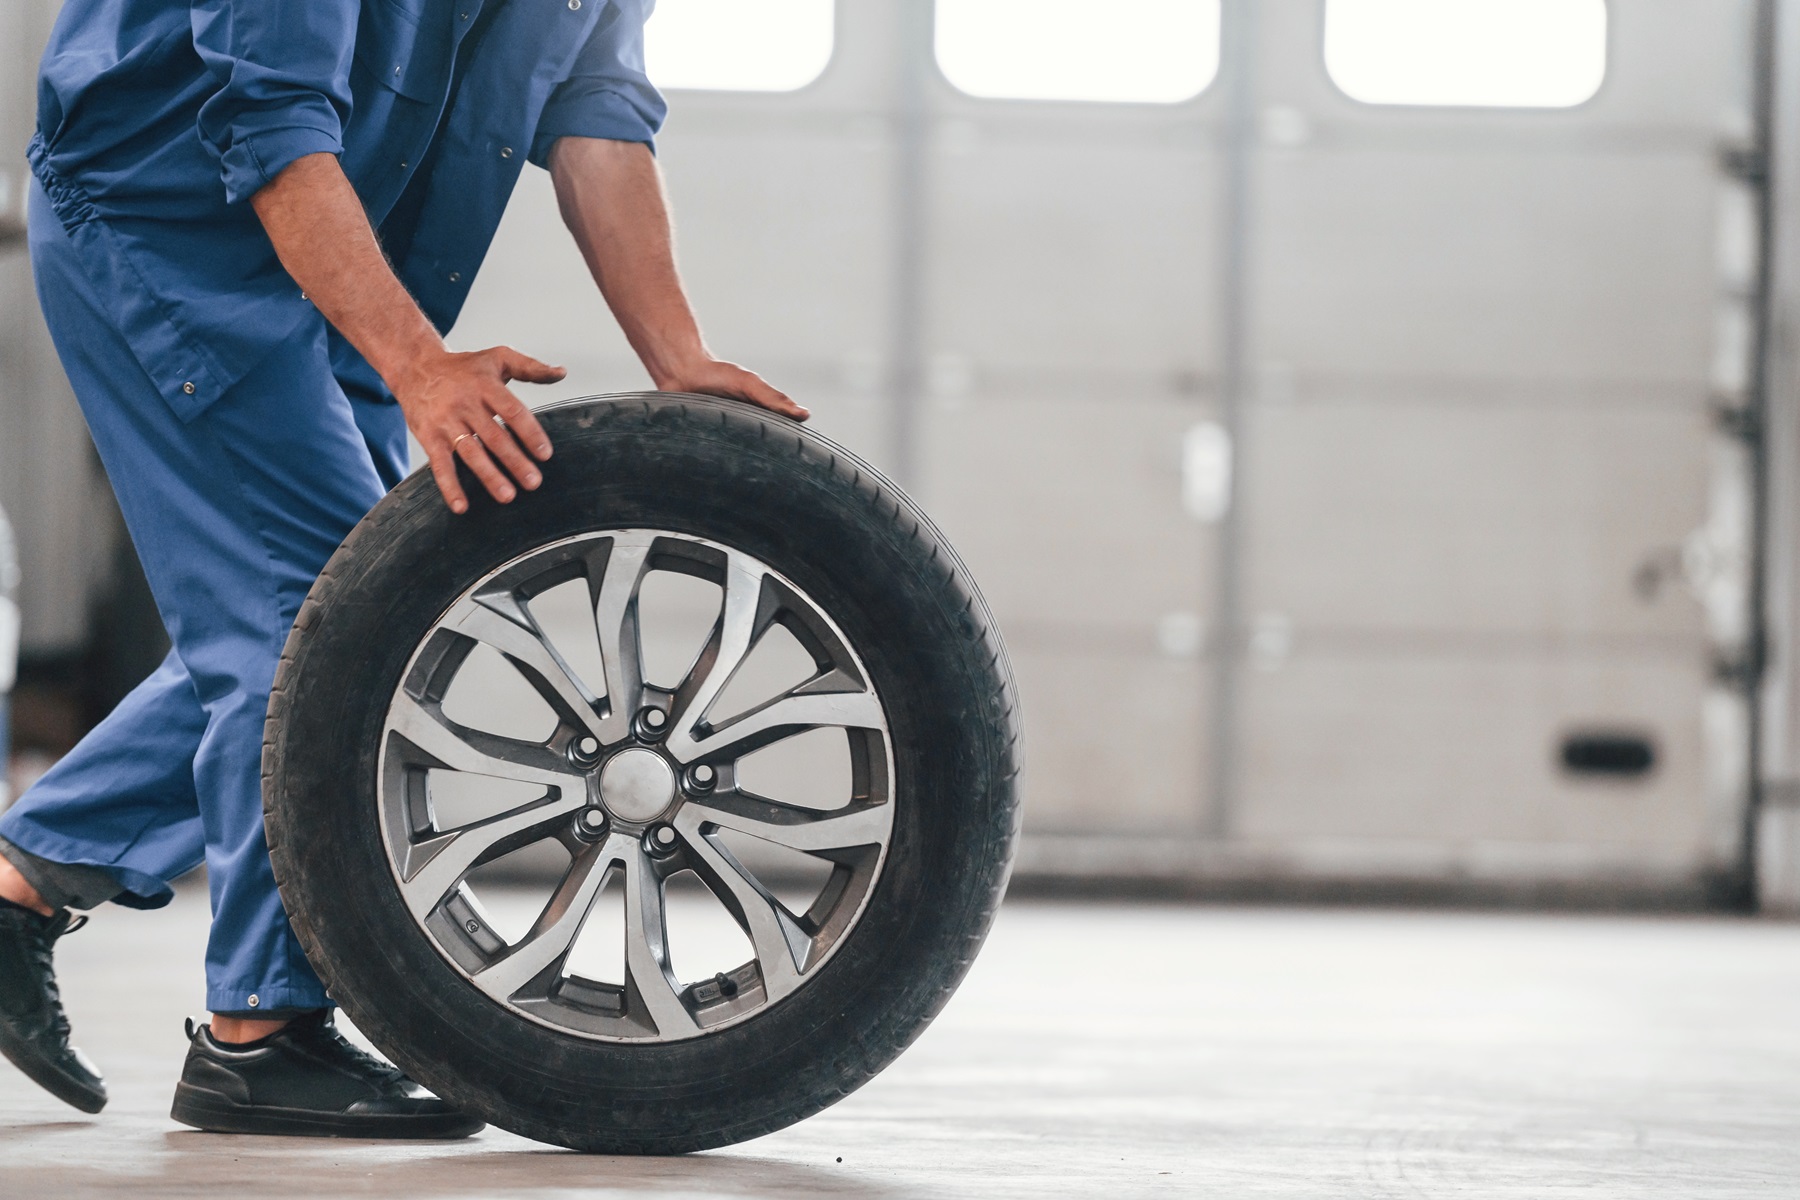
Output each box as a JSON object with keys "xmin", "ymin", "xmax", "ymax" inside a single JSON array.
[{"xmin": 355, "ymin": 0, "xmax": 451, "ymax": 103}]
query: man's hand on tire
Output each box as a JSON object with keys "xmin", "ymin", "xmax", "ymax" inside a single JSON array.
[
  {"xmin": 393, "ymin": 347, "xmax": 564, "ymax": 514},
  {"xmin": 656, "ymin": 357, "xmax": 809, "ymax": 423}
]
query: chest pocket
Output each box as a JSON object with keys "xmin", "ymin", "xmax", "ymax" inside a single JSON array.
[{"xmin": 355, "ymin": 0, "xmax": 453, "ymax": 103}]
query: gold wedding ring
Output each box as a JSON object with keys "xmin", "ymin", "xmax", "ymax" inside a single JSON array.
[{"xmin": 453, "ymin": 431, "xmax": 478, "ymax": 453}]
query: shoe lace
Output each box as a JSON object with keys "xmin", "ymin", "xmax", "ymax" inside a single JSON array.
[
  {"xmin": 29, "ymin": 914, "xmax": 85, "ymax": 1040},
  {"xmin": 303, "ymin": 1015, "xmax": 409, "ymax": 1087}
]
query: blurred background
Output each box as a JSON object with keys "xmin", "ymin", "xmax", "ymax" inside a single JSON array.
[{"xmin": 5, "ymin": 0, "xmax": 1800, "ymax": 914}]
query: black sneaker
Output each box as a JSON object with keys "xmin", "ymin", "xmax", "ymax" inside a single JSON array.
[
  {"xmin": 0, "ymin": 901, "xmax": 106, "ymax": 1114},
  {"xmin": 170, "ymin": 1010, "xmax": 483, "ymax": 1139}
]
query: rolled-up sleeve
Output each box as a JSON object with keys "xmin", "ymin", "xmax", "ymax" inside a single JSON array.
[
  {"xmin": 530, "ymin": 0, "xmax": 669, "ymax": 167},
  {"xmin": 190, "ymin": 0, "xmax": 360, "ymax": 204}
]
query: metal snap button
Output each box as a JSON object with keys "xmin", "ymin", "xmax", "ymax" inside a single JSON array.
[
  {"xmin": 500, "ymin": 146, "xmax": 513, "ymax": 158},
  {"xmin": 246, "ymin": 994, "xmax": 260, "ymax": 1008},
  {"xmin": 568, "ymin": 0, "xmax": 581, "ymax": 10},
  {"xmin": 182, "ymin": 381, "xmax": 196, "ymax": 395},
  {"xmin": 448, "ymin": 271, "xmax": 462, "ymax": 283}
]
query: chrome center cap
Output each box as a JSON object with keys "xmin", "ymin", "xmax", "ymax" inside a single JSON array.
[{"xmin": 598, "ymin": 748, "xmax": 677, "ymax": 824}]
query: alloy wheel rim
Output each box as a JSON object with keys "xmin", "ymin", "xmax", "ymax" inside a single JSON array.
[{"xmin": 376, "ymin": 529, "xmax": 894, "ymax": 1042}]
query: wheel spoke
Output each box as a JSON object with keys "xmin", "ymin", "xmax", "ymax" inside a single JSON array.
[
  {"xmin": 676, "ymin": 687, "xmax": 886, "ymax": 763},
  {"xmin": 445, "ymin": 601, "xmax": 607, "ymax": 745},
  {"xmin": 470, "ymin": 835, "xmax": 624, "ymax": 1003},
  {"xmin": 679, "ymin": 795, "xmax": 891, "ymax": 854},
  {"xmin": 624, "ymin": 844, "xmax": 699, "ymax": 1036},
  {"xmin": 388, "ymin": 693, "xmax": 576, "ymax": 787},
  {"xmin": 397, "ymin": 793, "xmax": 586, "ymax": 919},
  {"xmin": 588, "ymin": 533, "xmax": 655, "ymax": 743},
  {"xmin": 663, "ymin": 551, "xmax": 769, "ymax": 760},
  {"xmin": 677, "ymin": 817, "xmax": 808, "ymax": 998}
]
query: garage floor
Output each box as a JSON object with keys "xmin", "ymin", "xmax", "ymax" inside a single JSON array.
[{"xmin": 3, "ymin": 885, "xmax": 1797, "ymax": 1198}]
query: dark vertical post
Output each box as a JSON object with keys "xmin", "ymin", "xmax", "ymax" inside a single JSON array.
[{"xmin": 1741, "ymin": 0, "xmax": 1780, "ymax": 906}]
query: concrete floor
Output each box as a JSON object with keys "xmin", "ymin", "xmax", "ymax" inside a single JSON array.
[{"xmin": 3, "ymin": 887, "xmax": 1798, "ymax": 1198}]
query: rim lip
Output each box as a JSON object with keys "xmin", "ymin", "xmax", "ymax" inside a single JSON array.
[{"xmin": 375, "ymin": 527, "xmax": 897, "ymax": 1044}]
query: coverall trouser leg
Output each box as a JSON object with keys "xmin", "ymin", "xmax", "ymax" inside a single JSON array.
[{"xmin": 0, "ymin": 179, "xmax": 407, "ymax": 1013}]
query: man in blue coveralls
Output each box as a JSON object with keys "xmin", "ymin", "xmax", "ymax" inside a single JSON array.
[{"xmin": 0, "ymin": 0, "xmax": 803, "ymax": 1137}]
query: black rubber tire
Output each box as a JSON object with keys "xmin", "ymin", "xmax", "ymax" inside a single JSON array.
[{"xmin": 263, "ymin": 393, "xmax": 1021, "ymax": 1153}]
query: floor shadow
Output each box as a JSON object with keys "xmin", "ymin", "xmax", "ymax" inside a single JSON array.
[{"xmin": 0, "ymin": 1131, "xmax": 933, "ymax": 1200}]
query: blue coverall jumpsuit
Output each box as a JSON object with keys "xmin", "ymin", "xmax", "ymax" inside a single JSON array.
[{"xmin": 0, "ymin": 0, "xmax": 664, "ymax": 1016}]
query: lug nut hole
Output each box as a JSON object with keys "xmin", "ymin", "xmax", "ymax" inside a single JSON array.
[
  {"xmin": 567, "ymin": 735, "xmax": 603, "ymax": 768},
  {"xmin": 575, "ymin": 809, "xmax": 609, "ymax": 840},
  {"xmin": 633, "ymin": 706, "xmax": 670, "ymax": 742}
]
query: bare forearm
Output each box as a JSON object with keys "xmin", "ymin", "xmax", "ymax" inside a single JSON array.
[
  {"xmin": 249, "ymin": 152, "xmax": 562, "ymax": 512},
  {"xmin": 549, "ymin": 137, "xmax": 804, "ymax": 419},
  {"xmin": 549, "ymin": 137, "xmax": 701, "ymax": 384},
  {"xmin": 249, "ymin": 153, "xmax": 443, "ymax": 392}
]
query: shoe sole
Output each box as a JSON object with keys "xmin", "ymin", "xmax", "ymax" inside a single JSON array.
[
  {"xmin": 0, "ymin": 1024, "xmax": 106, "ymax": 1114},
  {"xmin": 170, "ymin": 1083, "xmax": 485, "ymax": 1139}
]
